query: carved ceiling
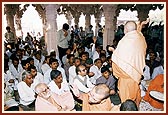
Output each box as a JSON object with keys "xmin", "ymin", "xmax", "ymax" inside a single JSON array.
[{"xmin": 4, "ymin": 3, "xmax": 164, "ymax": 23}]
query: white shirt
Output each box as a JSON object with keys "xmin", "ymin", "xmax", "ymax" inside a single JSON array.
[
  {"xmin": 143, "ymin": 65, "xmax": 151, "ymax": 80},
  {"xmin": 73, "ymin": 75, "xmax": 94, "ymax": 93},
  {"xmin": 44, "ymin": 68, "xmax": 67, "ymax": 85},
  {"xmin": 22, "ymin": 55, "xmax": 29, "ymax": 60},
  {"xmin": 151, "ymin": 65, "xmax": 164, "ymax": 79},
  {"xmin": 57, "ymin": 29, "xmax": 71, "ymax": 48},
  {"xmin": 48, "ymin": 80, "xmax": 70, "ymax": 95},
  {"xmin": 31, "ymin": 72, "xmax": 44, "ymax": 91},
  {"xmin": 4, "ymin": 70, "xmax": 19, "ymax": 90},
  {"xmin": 85, "ymin": 47, "xmax": 92, "ymax": 58},
  {"xmin": 17, "ymin": 81, "xmax": 35, "ymax": 106},
  {"xmin": 4, "ymin": 83, "xmax": 19, "ymax": 107},
  {"xmin": 5, "ymin": 50, "xmax": 12, "ymax": 58},
  {"xmin": 56, "ymin": 55, "xmax": 63, "ymax": 67},
  {"xmin": 33, "ymin": 55, "xmax": 45, "ymax": 74},
  {"xmin": 68, "ymin": 65, "xmax": 77, "ymax": 85},
  {"xmin": 9, "ymin": 63, "xmax": 23, "ymax": 79},
  {"xmin": 91, "ymin": 44, "xmax": 99, "ymax": 62},
  {"xmin": 43, "ymin": 68, "xmax": 52, "ymax": 85},
  {"xmin": 41, "ymin": 63, "xmax": 50, "ymax": 75},
  {"xmin": 89, "ymin": 65, "xmax": 102, "ymax": 85},
  {"xmin": 57, "ymin": 66, "xmax": 67, "ymax": 82},
  {"xmin": 62, "ymin": 55, "xmax": 68, "ymax": 65},
  {"xmin": 4, "ymin": 70, "xmax": 15, "ymax": 83}
]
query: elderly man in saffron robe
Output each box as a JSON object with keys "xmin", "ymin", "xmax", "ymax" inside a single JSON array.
[{"xmin": 112, "ymin": 20, "xmax": 147, "ymax": 107}]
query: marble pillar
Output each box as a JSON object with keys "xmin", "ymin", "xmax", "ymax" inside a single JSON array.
[
  {"xmin": 74, "ymin": 15, "xmax": 80, "ymax": 26},
  {"xmin": 65, "ymin": 11, "xmax": 73, "ymax": 27},
  {"xmin": 4, "ymin": 4, "xmax": 18, "ymax": 39},
  {"xmin": 95, "ymin": 17, "xmax": 101, "ymax": 36},
  {"xmin": 103, "ymin": 4, "xmax": 117, "ymax": 50},
  {"xmin": 44, "ymin": 4, "xmax": 59, "ymax": 54},
  {"xmin": 15, "ymin": 15, "xmax": 22, "ymax": 38},
  {"xmin": 85, "ymin": 13, "xmax": 91, "ymax": 31}
]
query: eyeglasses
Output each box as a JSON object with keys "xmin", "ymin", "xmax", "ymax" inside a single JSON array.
[
  {"xmin": 81, "ymin": 69, "xmax": 87, "ymax": 72},
  {"xmin": 41, "ymin": 87, "xmax": 50, "ymax": 93}
]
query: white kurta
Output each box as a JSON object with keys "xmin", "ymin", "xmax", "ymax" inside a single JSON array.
[
  {"xmin": 89, "ymin": 65, "xmax": 102, "ymax": 85},
  {"xmin": 17, "ymin": 81, "xmax": 35, "ymax": 106},
  {"xmin": 73, "ymin": 75, "xmax": 94, "ymax": 93},
  {"xmin": 48, "ymin": 80, "xmax": 70, "ymax": 95}
]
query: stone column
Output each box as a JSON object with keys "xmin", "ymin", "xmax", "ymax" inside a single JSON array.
[
  {"xmin": 44, "ymin": 4, "xmax": 59, "ymax": 54},
  {"xmin": 33, "ymin": 4, "xmax": 46, "ymax": 45},
  {"xmin": 85, "ymin": 13, "xmax": 91, "ymax": 31},
  {"xmin": 136, "ymin": 4, "xmax": 152, "ymax": 22},
  {"xmin": 103, "ymin": 4, "xmax": 117, "ymax": 50},
  {"xmin": 65, "ymin": 11, "xmax": 73, "ymax": 26},
  {"xmin": 42, "ymin": 18, "xmax": 47, "ymax": 43},
  {"xmin": 95, "ymin": 16, "xmax": 101, "ymax": 36},
  {"xmin": 71, "ymin": 11, "xmax": 80, "ymax": 26},
  {"xmin": 15, "ymin": 11, "xmax": 23, "ymax": 38},
  {"xmin": 74, "ymin": 13, "xmax": 80, "ymax": 26},
  {"xmin": 4, "ymin": 4, "xmax": 19, "ymax": 39}
]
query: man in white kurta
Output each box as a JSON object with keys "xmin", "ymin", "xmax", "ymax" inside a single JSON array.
[
  {"xmin": 89, "ymin": 59, "xmax": 102, "ymax": 85},
  {"xmin": 17, "ymin": 71, "xmax": 36, "ymax": 110},
  {"xmin": 73, "ymin": 65, "xmax": 94, "ymax": 93}
]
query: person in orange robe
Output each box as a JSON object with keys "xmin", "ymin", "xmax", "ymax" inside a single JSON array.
[
  {"xmin": 143, "ymin": 74, "xmax": 164, "ymax": 110},
  {"xmin": 112, "ymin": 21, "xmax": 147, "ymax": 107},
  {"xmin": 70, "ymin": 83, "xmax": 112, "ymax": 111}
]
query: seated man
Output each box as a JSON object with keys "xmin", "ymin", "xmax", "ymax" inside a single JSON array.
[
  {"xmin": 4, "ymin": 83, "xmax": 19, "ymax": 111},
  {"xmin": 73, "ymin": 64, "xmax": 95, "ymax": 93},
  {"xmin": 35, "ymin": 83, "xmax": 74, "ymax": 111},
  {"xmin": 96, "ymin": 66, "xmax": 121, "ymax": 105},
  {"xmin": 48, "ymin": 70, "xmax": 75, "ymax": 110},
  {"xmin": 70, "ymin": 83, "xmax": 112, "ymax": 111},
  {"xmin": 17, "ymin": 71, "xmax": 36, "ymax": 111},
  {"xmin": 139, "ymin": 74, "xmax": 164, "ymax": 111}
]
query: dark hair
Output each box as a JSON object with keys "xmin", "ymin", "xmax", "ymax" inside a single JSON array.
[
  {"xmin": 49, "ymin": 58, "xmax": 58, "ymax": 65},
  {"xmin": 67, "ymin": 54, "xmax": 74, "ymax": 60},
  {"xmin": 99, "ymin": 53, "xmax": 106, "ymax": 58},
  {"xmin": 50, "ymin": 70, "xmax": 61, "ymax": 80},
  {"xmin": 75, "ymin": 64, "xmax": 85, "ymax": 75},
  {"xmin": 27, "ymin": 57, "xmax": 34, "ymax": 63},
  {"xmin": 45, "ymin": 55, "xmax": 50, "ymax": 61},
  {"xmin": 101, "ymin": 66, "xmax": 110, "ymax": 73},
  {"xmin": 63, "ymin": 23, "xmax": 69, "ymax": 31},
  {"xmin": 79, "ymin": 51, "xmax": 87, "ymax": 58},
  {"xmin": 120, "ymin": 99, "xmax": 138, "ymax": 111},
  {"xmin": 28, "ymin": 65, "xmax": 37, "ymax": 71},
  {"xmin": 6, "ymin": 26, "xmax": 10, "ymax": 30},
  {"xmin": 94, "ymin": 58, "xmax": 102, "ymax": 64},
  {"xmin": 50, "ymin": 51, "xmax": 56, "ymax": 57},
  {"xmin": 85, "ymin": 58, "xmax": 93, "ymax": 65},
  {"xmin": 73, "ymin": 57, "xmax": 81, "ymax": 63},
  {"xmin": 89, "ymin": 25, "xmax": 93, "ymax": 28},
  {"xmin": 12, "ymin": 56, "xmax": 19, "ymax": 63},
  {"xmin": 21, "ymin": 60, "xmax": 29, "ymax": 67},
  {"xmin": 76, "ymin": 65, "xmax": 81, "ymax": 75}
]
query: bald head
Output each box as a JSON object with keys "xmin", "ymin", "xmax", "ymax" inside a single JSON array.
[
  {"xmin": 35, "ymin": 83, "xmax": 47, "ymax": 94},
  {"xmin": 124, "ymin": 21, "xmax": 137, "ymax": 34},
  {"xmin": 94, "ymin": 84, "xmax": 110, "ymax": 99}
]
